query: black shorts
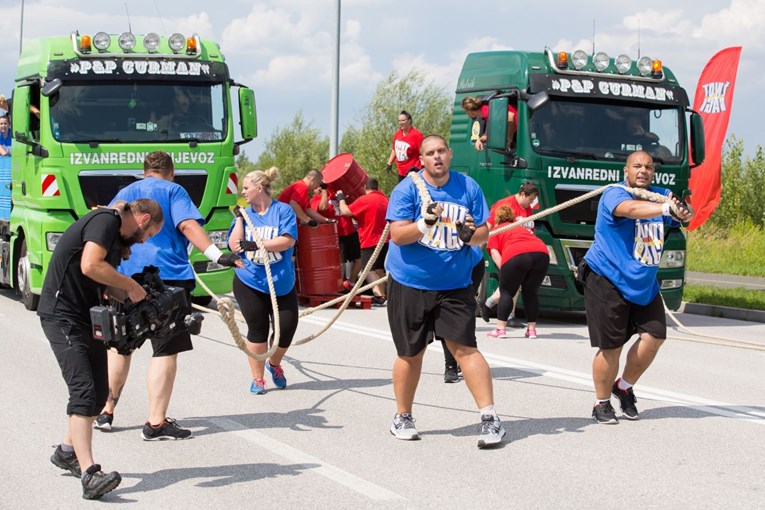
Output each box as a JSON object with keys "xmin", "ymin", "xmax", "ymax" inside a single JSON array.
[
  {"xmin": 361, "ymin": 243, "xmax": 388, "ymax": 272},
  {"xmin": 339, "ymin": 232, "xmax": 361, "ymax": 263},
  {"xmin": 42, "ymin": 318, "xmax": 109, "ymax": 417},
  {"xmin": 150, "ymin": 280, "xmax": 194, "ymax": 357},
  {"xmin": 233, "ymin": 275, "xmax": 299, "ymax": 348},
  {"xmin": 387, "ymin": 278, "xmax": 477, "ymax": 357},
  {"xmin": 583, "ymin": 270, "xmax": 666, "ymax": 349}
]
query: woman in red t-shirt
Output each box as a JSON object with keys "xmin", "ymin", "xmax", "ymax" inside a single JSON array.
[{"xmin": 486, "ymin": 206, "xmax": 550, "ymax": 339}]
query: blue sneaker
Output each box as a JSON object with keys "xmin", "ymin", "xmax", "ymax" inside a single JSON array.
[
  {"xmin": 250, "ymin": 379, "xmax": 267, "ymax": 395},
  {"xmin": 266, "ymin": 361, "xmax": 287, "ymax": 389}
]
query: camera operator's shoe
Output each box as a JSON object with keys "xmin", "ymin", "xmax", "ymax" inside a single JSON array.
[
  {"xmin": 50, "ymin": 444, "xmax": 81, "ymax": 477},
  {"xmin": 141, "ymin": 418, "xmax": 192, "ymax": 441},
  {"xmin": 250, "ymin": 379, "xmax": 267, "ymax": 395},
  {"xmin": 94, "ymin": 412, "xmax": 113, "ymax": 431},
  {"xmin": 266, "ymin": 361, "xmax": 287, "ymax": 389},
  {"xmin": 81, "ymin": 464, "xmax": 121, "ymax": 500},
  {"xmin": 444, "ymin": 364, "xmax": 460, "ymax": 383}
]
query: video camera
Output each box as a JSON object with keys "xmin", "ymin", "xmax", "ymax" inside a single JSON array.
[{"xmin": 90, "ymin": 266, "xmax": 203, "ymax": 355}]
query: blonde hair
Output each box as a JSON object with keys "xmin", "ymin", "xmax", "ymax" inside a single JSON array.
[
  {"xmin": 244, "ymin": 167, "xmax": 280, "ymax": 196},
  {"xmin": 495, "ymin": 205, "xmax": 516, "ymax": 225}
]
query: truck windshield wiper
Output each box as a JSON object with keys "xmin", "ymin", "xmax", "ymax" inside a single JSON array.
[
  {"xmin": 537, "ymin": 147, "xmax": 600, "ymax": 161},
  {"xmin": 70, "ymin": 139, "xmax": 124, "ymax": 147}
]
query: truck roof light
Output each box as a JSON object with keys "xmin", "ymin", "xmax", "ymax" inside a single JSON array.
[
  {"xmin": 143, "ymin": 33, "xmax": 160, "ymax": 52},
  {"xmin": 169, "ymin": 33, "xmax": 185, "ymax": 53},
  {"xmin": 93, "ymin": 32, "xmax": 110, "ymax": 52},
  {"xmin": 571, "ymin": 50, "xmax": 588, "ymax": 70},
  {"xmin": 638, "ymin": 56, "xmax": 653, "ymax": 76},
  {"xmin": 556, "ymin": 51, "xmax": 568, "ymax": 69},
  {"xmin": 615, "ymin": 54, "xmax": 632, "ymax": 74},
  {"xmin": 186, "ymin": 36, "xmax": 198, "ymax": 54},
  {"xmin": 651, "ymin": 59, "xmax": 663, "ymax": 78},
  {"xmin": 80, "ymin": 35, "xmax": 92, "ymax": 53},
  {"xmin": 593, "ymin": 52, "xmax": 609, "ymax": 72},
  {"xmin": 118, "ymin": 32, "xmax": 136, "ymax": 51}
]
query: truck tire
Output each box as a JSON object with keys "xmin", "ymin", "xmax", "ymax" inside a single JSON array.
[{"xmin": 16, "ymin": 239, "xmax": 40, "ymax": 311}]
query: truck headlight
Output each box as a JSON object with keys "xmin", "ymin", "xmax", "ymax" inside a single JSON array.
[
  {"xmin": 208, "ymin": 230, "xmax": 229, "ymax": 249},
  {"xmin": 660, "ymin": 250, "xmax": 685, "ymax": 268},
  {"xmin": 660, "ymin": 279, "xmax": 683, "ymax": 290},
  {"xmin": 46, "ymin": 232, "xmax": 64, "ymax": 251}
]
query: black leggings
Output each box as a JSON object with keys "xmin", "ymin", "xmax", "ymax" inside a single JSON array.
[
  {"xmin": 443, "ymin": 260, "xmax": 485, "ymax": 367},
  {"xmin": 233, "ymin": 276, "xmax": 299, "ymax": 348},
  {"xmin": 498, "ymin": 252, "xmax": 550, "ymax": 324}
]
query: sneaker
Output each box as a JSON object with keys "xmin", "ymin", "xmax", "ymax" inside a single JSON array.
[
  {"xmin": 266, "ymin": 361, "xmax": 287, "ymax": 388},
  {"xmin": 81, "ymin": 464, "xmax": 121, "ymax": 500},
  {"xmin": 477, "ymin": 415, "xmax": 506, "ymax": 448},
  {"xmin": 50, "ymin": 444, "xmax": 81, "ymax": 477},
  {"xmin": 444, "ymin": 366, "xmax": 459, "ymax": 383},
  {"xmin": 141, "ymin": 418, "xmax": 193, "ymax": 441},
  {"xmin": 390, "ymin": 413, "xmax": 420, "ymax": 440},
  {"xmin": 94, "ymin": 412, "xmax": 114, "ymax": 431},
  {"xmin": 250, "ymin": 378, "xmax": 267, "ymax": 395},
  {"xmin": 479, "ymin": 300, "xmax": 491, "ymax": 323},
  {"xmin": 507, "ymin": 316, "xmax": 526, "ymax": 329},
  {"xmin": 612, "ymin": 381, "xmax": 640, "ymax": 420},
  {"xmin": 592, "ymin": 401, "xmax": 619, "ymax": 424},
  {"xmin": 525, "ymin": 328, "xmax": 538, "ymax": 339},
  {"xmin": 371, "ymin": 296, "xmax": 387, "ymax": 307},
  {"xmin": 487, "ymin": 327, "xmax": 507, "ymax": 338},
  {"xmin": 342, "ymin": 280, "xmax": 353, "ymax": 292}
]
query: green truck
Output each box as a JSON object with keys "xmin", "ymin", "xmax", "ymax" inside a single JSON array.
[
  {"xmin": 450, "ymin": 47, "xmax": 705, "ymax": 311},
  {"xmin": 0, "ymin": 31, "xmax": 257, "ymax": 310}
]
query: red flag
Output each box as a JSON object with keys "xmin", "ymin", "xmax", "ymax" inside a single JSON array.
[{"xmin": 687, "ymin": 47, "xmax": 742, "ymax": 230}]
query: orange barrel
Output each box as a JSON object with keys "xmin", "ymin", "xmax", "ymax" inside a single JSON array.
[
  {"xmin": 321, "ymin": 153, "xmax": 369, "ymax": 204},
  {"xmin": 295, "ymin": 222, "xmax": 343, "ymax": 295}
]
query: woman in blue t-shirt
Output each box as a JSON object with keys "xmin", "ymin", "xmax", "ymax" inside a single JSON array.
[
  {"xmin": 228, "ymin": 167, "xmax": 299, "ymax": 395},
  {"xmin": 0, "ymin": 116, "xmax": 12, "ymax": 156}
]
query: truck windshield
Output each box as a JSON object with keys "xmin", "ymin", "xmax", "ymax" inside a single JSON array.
[
  {"xmin": 529, "ymin": 99, "xmax": 683, "ymax": 164},
  {"xmin": 50, "ymin": 82, "xmax": 227, "ymax": 143}
]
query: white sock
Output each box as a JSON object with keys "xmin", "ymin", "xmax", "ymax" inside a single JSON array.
[
  {"xmin": 617, "ymin": 378, "xmax": 633, "ymax": 391},
  {"xmin": 485, "ymin": 296, "xmax": 497, "ymax": 308},
  {"xmin": 595, "ymin": 398, "xmax": 610, "ymax": 406},
  {"xmin": 479, "ymin": 404, "xmax": 498, "ymax": 420}
]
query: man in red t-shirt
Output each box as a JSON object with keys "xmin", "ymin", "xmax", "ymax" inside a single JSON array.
[
  {"xmin": 309, "ymin": 188, "xmax": 362, "ymax": 287},
  {"xmin": 278, "ymin": 169, "xmax": 332, "ymax": 226},
  {"xmin": 483, "ymin": 182, "xmax": 539, "ymax": 327},
  {"xmin": 385, "ymin": 110, "xmax": 425, "ymax": 182},
  {"xmin": 336, "ymin": 178, "xmax": 390, "ymax": 305}
]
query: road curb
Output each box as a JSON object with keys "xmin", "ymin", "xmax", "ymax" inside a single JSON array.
[{"xmin": 678, "ymin": 302, "xmax": 765, "ymax": 324}]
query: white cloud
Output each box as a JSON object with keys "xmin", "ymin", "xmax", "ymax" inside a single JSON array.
[{"xmin": 694, "ymin": 0, "xmax": 765, "ymax": 49}]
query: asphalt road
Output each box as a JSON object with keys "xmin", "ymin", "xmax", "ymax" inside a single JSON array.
[
  {"xmin": 686, "ymin": 271, "xmax": 765, "ymax": 290},
  {"xmin": 1, "ymin": 288, "xmax": 763, "ymax": 509}
]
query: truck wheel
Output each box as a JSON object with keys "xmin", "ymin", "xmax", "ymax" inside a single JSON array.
[
  {"xmin": 16, "ymin": 239, "xmax": 40, "ymax": 311},
  {"xmin": 191, "ymin": 295, "xmax": 213, "ymax": 307}
]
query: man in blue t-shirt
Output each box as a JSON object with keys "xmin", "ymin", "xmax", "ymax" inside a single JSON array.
[
  {"xmin": 582, "ymin": 150, "xmax": 693, "ymax": 424},
  {"xmin": 385, "ymin": 134, "xmax": 505, "ymax": 449},
  {"xmin": 95, "ymin": 151, "xmax": 240, "ymax": 441}
]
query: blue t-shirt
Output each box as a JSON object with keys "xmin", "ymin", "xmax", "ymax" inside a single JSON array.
[
  {"xmin": 112, "ymin": 177, "xmax": 204, "ymax": 281},
  {"xmin": 385, "ymin": 170, "xmax": 489, "ymax": 291},
  {"xmin": 0, "ymin": 131, "xmax": 11, "ymax": 153},
  {"xmin": 584, "ymin": 184, "xmax": 678, "ymax": 305},
  {"xmin": 229, "ymin": 200, "xmax": 298, "ymax": 296}
]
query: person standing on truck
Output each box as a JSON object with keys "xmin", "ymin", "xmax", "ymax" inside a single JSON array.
[
  {"xmin": 384, "ymin": 134, "xmax": 505, "ymax": 448},
  {"xmin": 95, "ymin": 151, "xmax": 241, "ymax": 440},
  {"xmin": 39, "ymin": 199, "xmax": 164, "ymax": 499},
  {"xmin": 385, "ymin": 110, "xmax": 424, "ymax": 182},
  {"xmin": 0, "ymin": 115, "xmax": 12, "ymax": 156},
  {"xmin": 278, "ymin": 169, "xmax": 334, "ymax": 227},
  {"xmin": 582, "ymin": 150, "xmax": 693, "ymax": 424},
  {"xmin": 461, "ymin": 96, "xmax": 517, "ymax": 151}
]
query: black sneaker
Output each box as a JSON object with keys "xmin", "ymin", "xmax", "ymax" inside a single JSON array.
[
  {"xmin": 506, "ymin": 316, "xmax": 526, "ymax": 329},
  {"xmin": 479, "ymin": 300, "xmax": 491, "ymax": 323},
  {"xmin": 371, "ymin": 296, "xmax": 387, "ymax": 307},
  {"xmin": 141, "ymin": 418, "xmax": 193, "ymax": 441},
  {"xmin": 81, "ymin": 464, "xmax": 121, "ymax": 500},
  {"xmin": 50, "ymin": 444, "xmax": 81, "ymax": 477},
  {"xmin": 592, "ymin": 401, "xmax": 619, "ymax": 424},
  {"xmin": 94, "ymin": 412, "xmax": 114, "ymax": 431},
  {"xmin": 444, "ymin": 365, "xmax": 459, "ymax": 383},
  {"xmin": 612, "ymin": 381, "xmax": 640, "ymax": 420}
]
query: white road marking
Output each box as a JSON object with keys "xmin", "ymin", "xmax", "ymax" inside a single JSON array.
[
  {"xmin": 301, "ymin": 315, "xmax": 765, "ymax": 425},
  {"xmin": 209, "ymin": 417, "xmax": 405, "ymax": 501}
]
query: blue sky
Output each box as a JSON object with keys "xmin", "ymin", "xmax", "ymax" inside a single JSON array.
[{"xmin": 0, "ymin": 0, "xmax": 761, "ymax": 159}]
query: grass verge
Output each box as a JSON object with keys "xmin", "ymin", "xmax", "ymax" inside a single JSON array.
[
  {"xmin": 686, "ymin": 221, "xmax": 765, "ymax": 277},
  {"xmin": 683, "ymin": 285, "xmax": 765, "ymax": 311}
]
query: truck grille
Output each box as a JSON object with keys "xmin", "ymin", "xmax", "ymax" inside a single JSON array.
[
  {"xmin": 78, "ymin": 170, "xmax": 207, "ymax": 209},
  {"xmin": 554, "ymin": 185, "xmax": 601, "ymax": 225}
]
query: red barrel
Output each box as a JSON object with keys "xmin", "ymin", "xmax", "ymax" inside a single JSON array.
[
  {"xmin": 295, "ymin": 222, "xmax": 343, "ymax": 296},
  {"xmin": 321, "ymin": 153, "xmax": 369, "ymax": 204}
]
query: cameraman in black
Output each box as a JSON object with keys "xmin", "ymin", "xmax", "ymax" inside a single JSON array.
[
  {"xmin": 95, "ymin": 151, "xmax": 240, "ymax": 441},
  {"xmin": 39, "ymin": 199, "xmax": 164, "ymax": 500}
]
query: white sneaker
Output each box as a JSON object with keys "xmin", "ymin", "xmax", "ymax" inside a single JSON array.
[
  {"xmin": 477, "ymin": 415, "xmax": 506, "ymax": 448},
  {"xmin": 390, "ymin": 413, "xmax": 420, "ymax": 440}
]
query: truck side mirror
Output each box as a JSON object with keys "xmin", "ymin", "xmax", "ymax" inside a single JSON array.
[
  {"xmin": 526, "ymin": 91, "xmax": 549, "ymax": 111},
  {"xmin": 238, "ymin": 87, "xmax": 257, "ymax": 141},
  {"xmin": 689, "ymin": 111, "xmax": 705, "ymax": 167},
  {"xmin": 486, "ymin": 97, "xmax": 509, "ymax": 151},
  {"xmin": 41, "ymin": 78, "xmax": 63, "ymax": 98}
]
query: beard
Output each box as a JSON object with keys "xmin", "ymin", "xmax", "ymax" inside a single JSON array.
[{"xmin": 120, "ymin": 225, "xmax": 146, "ymax": 247}]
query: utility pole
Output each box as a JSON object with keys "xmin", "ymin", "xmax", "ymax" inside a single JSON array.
[
  {"xmin": 19, "ymin": 0, "xmax": 25, "ymax": 55},
  {"xmin": 329, "ymin": 0, "xmax": 341, "ymax": 159}
]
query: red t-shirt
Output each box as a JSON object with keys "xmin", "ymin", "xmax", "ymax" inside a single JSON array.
[
  {"xmin": 487, "ymin": 223, "xmax": 548, "ymax": 266},
  {"xmin": 309, "ymin": 193, "xmax": 356, "ymax": 236},
  {"xmin": 480, "ymin": 103, "xmax": 518, "ymax": 121},
  {"xmin": 488, "ymin": 195, "xmax": 534, "ymax": 231},
  {"xmin": 392, "ymin": 127, "xmax": 425, "ymax": 176},
  {"xmin": 278, "ymin": 180, "xmax": 310, "ymax": 210},
  {"xmin": 348, "ymin": 190, "xmax": 390, "ymax": 248}
]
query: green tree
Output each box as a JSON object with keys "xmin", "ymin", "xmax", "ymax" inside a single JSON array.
[
  {"xmin": 254, "ymin": 112, "xmax": 329, "ymax": 195},
  {"xmin": 340, "ymin": 70, "xmax": 453, "ymax": 194},
  {"xmin": 709, "ymin": 136, "xmax": 765, "ymax": 229}
]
